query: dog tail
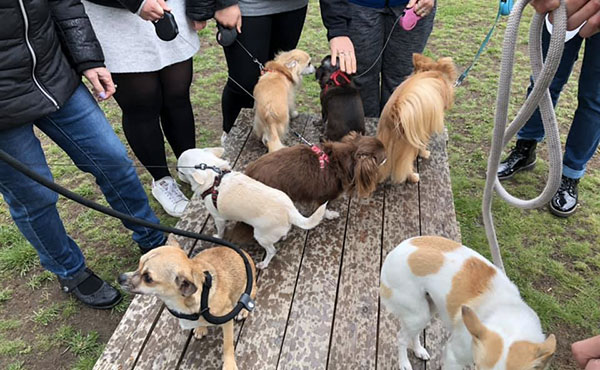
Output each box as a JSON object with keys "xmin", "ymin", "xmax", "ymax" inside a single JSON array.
[
  {"xmin": 391, "ymin": 82, "xmax": 446, "ymax": 150},
  {"xmin": 289, "ymin": 202, "xmax": 327, "ymax": 230}
]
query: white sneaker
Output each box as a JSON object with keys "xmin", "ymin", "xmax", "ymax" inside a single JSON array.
[{"xmin": 151, "ymin": 176, "xmax": 189, "ymax": 217}]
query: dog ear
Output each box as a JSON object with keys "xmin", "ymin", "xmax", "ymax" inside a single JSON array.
[
  {"xmin": 462, "ymin": 306, "xmax": 486, "ymax": 340},
  {"xmin": 191, "ymin": 171, "xmax": 208, "ymax": 186},
  {"xmin": 208, "ymin": 147, "xmax": 225, "ymax": 158},
  {"xmin": 285, "ymin": 60, "xmax": 298, "ymax": 69},
  {"xmin": 436, "ymin": 57, "xmax": 458, "ymax": 82},
  {"xmin": 536, "ymin": 335, "xmax": 557, "ymax": 359},
  {"xmin": 175, "ymin": 275, "xmax": 197, "ymax": 297},
  {"xmin": 341, "ymin": 131, "xmax": 360, "ymax": 144},
  {"xmin": 354, "ymin": 151, "xmax": 379, "ymax": 198}
]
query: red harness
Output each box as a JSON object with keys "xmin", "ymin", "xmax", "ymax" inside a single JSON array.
[
  {"xmin": 324, "ymin": 70, "xmax": 352, "ymax": 93},
  {"xmin": 201, "ymin": 170, "xmax": 231, "ymax": 209},
  {"xmin": 311, "ymin": 145, "xmax": 329, "ymax": 169}
]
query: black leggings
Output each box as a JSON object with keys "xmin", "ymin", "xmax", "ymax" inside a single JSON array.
[
  {"xmin": 112, "ymin": 59, "xmax": 195, "ymax": 180},
  {"xmin": 221, "ymin": 6, "xmax": 308, "ymax": 133}
]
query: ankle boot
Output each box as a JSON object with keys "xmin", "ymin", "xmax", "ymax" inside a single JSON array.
[{"xmin": 497, "ymin": 139, "xmax": 537, "ymax": 180}]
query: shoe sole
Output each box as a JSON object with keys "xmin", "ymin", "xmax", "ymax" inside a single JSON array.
[
  {"xmin": 548, "ymin": 203, "xmax": 578, "ymax": 218},
  {"xmin": 498, "ymin": 160, "xmax": 537, "ymax": 181},
  {"xmin": 66, "ymin": 292, "xmax": 123, "ymax": 310}
]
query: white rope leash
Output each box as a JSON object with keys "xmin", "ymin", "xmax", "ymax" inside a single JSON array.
[{"xmin": 483, "ymin": 0, "xmax": 567, "ymax": 272}]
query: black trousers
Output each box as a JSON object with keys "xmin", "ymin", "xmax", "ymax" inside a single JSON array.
[{"xmin": 221, "ymin": 6, "xmax": 308, "ymax": 133}]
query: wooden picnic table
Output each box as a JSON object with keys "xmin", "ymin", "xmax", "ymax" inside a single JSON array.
[{"xmin": 94, "ymin": 110, "xmax": 460, "ymax": 370}]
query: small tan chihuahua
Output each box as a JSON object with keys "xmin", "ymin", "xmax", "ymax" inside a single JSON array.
[{"xmin": 119, "ymin": 242, "xmax": 257, "ymax": 370}]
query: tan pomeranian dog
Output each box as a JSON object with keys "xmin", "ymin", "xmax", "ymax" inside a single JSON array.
[
  {"xmin": 253, "ymin": 49, "xmax": 315, "ymax": 152},
  {"xmin": 377, "ymin": 54, "xmax": 456, "ymax": 184}
]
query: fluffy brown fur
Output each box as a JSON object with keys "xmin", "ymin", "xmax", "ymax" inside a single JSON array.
[
  {"xmin": 377, "ymin": 54, "xmax": 457, "ymax": 184},
  {"xmin": 253, "ymin": 49, "xmax": 314, "ymax": 153},
  {"xmin": 245, "ymin": 132, "xmax": 386, "ymax": 206}
]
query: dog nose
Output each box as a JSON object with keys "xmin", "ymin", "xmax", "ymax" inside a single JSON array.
[{"xmin": 118, "ymin": 273, "xmax": 128, "ymax": 285}]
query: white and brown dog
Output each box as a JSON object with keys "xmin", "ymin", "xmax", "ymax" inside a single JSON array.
[
  {"xmin": 253, "ymin": 49, "xmax": 315, "ymax": 152},
  {"xmin": 119, "ymin": 242, "xmax": 257, "ymax": 370},
  {"xmin": 178, "ymin": 147, "xmax": 327, "ymax": 269},
  {"xmin": 380, "ymin": 236, "xmax": 556, "ymax": 370}
]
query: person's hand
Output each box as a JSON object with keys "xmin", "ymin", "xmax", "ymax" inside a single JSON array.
[
  {"xmin": 410, "ymin": 0, "xmax": 435, "ymax": 17},
  {"xmin": 139, "ymin": 0, "xmax": 171, "ymax": 21},
  {"xmin": 192, "ymin": 20, "xmax": 207, "ymax": 31},
  {"xmin": 566, "ymin": 0, "xmax": 600, "ymax": 37},
  {"xmin": 572, "ymin": 336, "xmax": 600, "ymax": 369},
  {"xmin": 215, "ymin": 5, "xmax": 242, "ymax": 33},
  {"xmin": 83, "ymin": 67, "xmax": 116, "ymax": 102},
  {"xmin": 330, "ymin": 36, "xmax": 356, "ymax": 74},
  {"xmin": 530, "ymin": 0, "xmax": 560, "ymax": 14}
]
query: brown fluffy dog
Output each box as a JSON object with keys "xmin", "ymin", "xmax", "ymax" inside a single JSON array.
[
  {"xmin": 119, "ymin": 243, "xmax": 257, "ymax": 370},
  {"xmin": 253, "ymin": 49, "xmax": 315, "ymax": 152},
  {"xmin": 377, "ymin": 54, "xmax": 456, "ymax": 184},
  {"xmin": 245, "ymin": 132, "xmax": 386, "ymax": 219}
]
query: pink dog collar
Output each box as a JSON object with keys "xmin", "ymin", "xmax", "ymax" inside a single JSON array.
[
  {"xmin": 311, "ymin": 145, "xmax": 329, "ymax": 169},
  {"xmin": 400, "ymin": 8, "xmax": 421, "ymax": 31}
]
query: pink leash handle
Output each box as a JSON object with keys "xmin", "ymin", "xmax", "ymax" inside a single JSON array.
[{"xmin": 400, "ymin": 7, "xmax": 422, "ymax": 31}]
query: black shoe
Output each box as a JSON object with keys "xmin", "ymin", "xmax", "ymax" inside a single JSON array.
[
  {"xmin": 497, "ymin": 139, "xmax": 538, "ymax": 180},
  {"xmin": 58, "ymin": 268, "xmax": 122, "ymax": 309},
  {"xmin": 549, "ymin": 176, "xmax": 579, "ymax": 217}
]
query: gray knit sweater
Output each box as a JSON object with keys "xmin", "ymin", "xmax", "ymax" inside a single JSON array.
[{"xmin": 239, "ymin": 0, "xmax": 308, "ymax": 16}]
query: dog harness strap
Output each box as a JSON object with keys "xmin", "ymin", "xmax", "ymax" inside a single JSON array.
[
  {"xmin": 200, "ymin": 170, "xmax": 231, "ymax": 209},
  {"xmin": 166, "ymin": 306, "xmax": 203, "ymax": 321},
  {"xmin": 311, "ymin": 145, "xmax": 329, "ymax": 169},
  {"xmin": 324, "ymin": 70, "xmax": 352, "ymax": 94}
]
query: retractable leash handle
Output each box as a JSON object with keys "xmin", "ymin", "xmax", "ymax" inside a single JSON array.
[
  {"xmin": 400, "ymin": 7, "xmax": 421, "ymax": 31},
  {"xmin": 482, "ymin": 0, "xmax": 566, "ymax": 272},
  {"xmin": 216, "ymin": 23, "xmax": 238, "ymax": 47},
  {"xmin": 0, "ymin": 148, "xmax": 254, "ymax": 325}
]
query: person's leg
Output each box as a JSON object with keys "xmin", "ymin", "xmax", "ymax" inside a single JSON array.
[
  {"xmin": 221, "ymin": 15, "xmax": 272, "ymax": 134},
  {"xmin": 562, "ymin": 33, "xmax": 600, "ymax": 180},
  {"xmin": 0, "ymin": 123, "xmax": 121, "ymax": 308},
  {"xmin": 517, "ymin": 29, "xmax": 584, "ymax": 141},
  {"xmin": 0, "ymin": 124, "xmax": 84, "ymax": 277},
  {"xmin": 348, "ymin": 4, "xmax": 386, "ymax": 117},
  {"xmin": 35, "ymin": 84, "xmax": 165, "ymax": 249},
  {"xmin": 268, "ymin": 6, "xmax": 308, "ymax": 59},
  {"xmin": 380, "ymin": 4, "xmax": 436, "ymax": 112},
  {"xmin": 158, "ymin": 58, "xmax": 196, "ymax": 158},
  {"xmin": 112, "ymin": 71, "xmax": 171, "ymax": 181}
]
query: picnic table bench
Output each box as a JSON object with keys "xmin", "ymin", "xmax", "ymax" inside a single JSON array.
[{"xmin": 94, "ymin": 110, "xmax": 461, "ymax": 370}]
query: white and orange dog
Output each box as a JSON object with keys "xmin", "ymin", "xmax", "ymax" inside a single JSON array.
[
  {"xmin": 377, "ymin": 54, "xmax": 456, "ymax": 184},
  {"xmin": 380, "ymin": 236, "xmax": 556, "ymax": 370},
  {"xmin": 253, "ymin": 49, "xmax": 315, "ymax": 152}
]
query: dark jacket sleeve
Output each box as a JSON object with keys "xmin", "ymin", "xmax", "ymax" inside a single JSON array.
[
  {"xmin": 319, "ymin": 0, "xmax": 351, "ymax": 40},
  {"xmin": 48, "ymin": 0, "xmax": 105, "ymax": 73},
  {"xmin": 118, "ymin": 0, "xmax": 144, "ymax": 13},
  {"xmin": 185, "ymin": 0, "xmax": 237, "ymax": 22}
]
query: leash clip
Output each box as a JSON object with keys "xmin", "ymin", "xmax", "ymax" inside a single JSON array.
[{"xmin": 239, "ymin": 293, "xmax": 255, "ymax": 311}]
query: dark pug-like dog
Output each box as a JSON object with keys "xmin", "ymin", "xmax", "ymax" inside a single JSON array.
[{"xmin": 315, "ymin": 55, "xmax": 365, "ymax": 141}]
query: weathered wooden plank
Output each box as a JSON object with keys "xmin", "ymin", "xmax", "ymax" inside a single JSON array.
[
  {"xmin": 177, "ymin": 114, "xmax": 312, "ymax": 370},
  {"xmin": 376, "ymin": 179, "xmax": 424, "ymax": 370},
  {"xmin": 94, "ymin": 120, "xmax": 252, "ymax": 370},
  {"xmin": 327, "ymin": 190, "xmax": 384, "ymax": 370},
  {"xmin": 275, "ymin": 195, "xmax": 349, "ymax": 370},
  {"xmin": 417, "ymin": 132, "xmax": 462, "ymax": 370}
]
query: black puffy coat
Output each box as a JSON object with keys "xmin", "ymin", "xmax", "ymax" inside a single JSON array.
[
  {"xmin": 86, "ymin": 0, "xmax": 238, "ymax": 21},
  {"xmin": 0, "ymin": 0, "xmax": 104, "ymax": 130}
]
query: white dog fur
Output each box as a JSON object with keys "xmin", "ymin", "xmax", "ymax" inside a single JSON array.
[
  {"xmin": 178, "ymin": 147, "xmax": 327, "ymax": 269},
  {"xmin": 380, "ymin": 236, "xmax": 556, "ymax": 370}
]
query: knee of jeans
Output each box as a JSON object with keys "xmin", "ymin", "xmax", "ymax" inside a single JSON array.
[{"xmin": 8, "ymin": 185, "xmax": 59, "ymax": 221}]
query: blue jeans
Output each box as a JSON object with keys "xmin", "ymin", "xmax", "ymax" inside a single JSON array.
[
  {"xmin": 517, "ymin": 29, "xmax": 600, "ymax": 179},
  {"xmin": 0, "ymin": 84, "xmax": 165, "ymax": 279}
]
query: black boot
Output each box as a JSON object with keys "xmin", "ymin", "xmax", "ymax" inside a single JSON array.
[
  {"xmin": 58, "ymin": 268, "xmax": 122, "ymax": 309},
  {"xmin": 497, "ymin": 139, "xmax": 538, "ymax": 180},
  {"xmin": 549, "ymin": 175, "xmax": 579, "ymax": 217}
]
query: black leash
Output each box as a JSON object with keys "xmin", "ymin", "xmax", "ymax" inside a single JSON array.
[{"xmin": 0, "ymin": 148, "xmax": 254, "ymax": 325}]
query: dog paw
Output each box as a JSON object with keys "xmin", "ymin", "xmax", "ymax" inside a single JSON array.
[
  {"xmin": 408, "ymin": 173, "xmax": 420, "ymax": 183},
  {"xmin": 290, "ymin": 110, "xmax": 299, "ymax": 119},
  {"xmin": 193, "ymin": 326, "xmax": 208, "ymax": 340},
  {"xmin": 413, "ymin": 346, "xmax": 430, "ymax": 361},
  {"xmin": 256, "ymin": 261, "xmax": 269, "ymax": 270},
  {"xmin": 324, "ymin": 210, "xmax": 340, "ymax": 220},
  {"xmin": 236, "ymin": 309, "xmax": 249, "ymax": 321},
  {"xmin": 419, "ymin": 149, "xmax": 431, "ymax": 159}
]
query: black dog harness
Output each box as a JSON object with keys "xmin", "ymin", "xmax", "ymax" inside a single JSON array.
[
  {"xmin": 167, "ymin": 271, "xmax": 255, "ymax": 323},
  {"xmin": 197, "ymin": 163, "xmax": 231, "ymax": 210}
]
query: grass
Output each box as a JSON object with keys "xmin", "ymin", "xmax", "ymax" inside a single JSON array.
[{"xmin": 0, "ymin": 0, "xmax": 597, "ymax": 368}]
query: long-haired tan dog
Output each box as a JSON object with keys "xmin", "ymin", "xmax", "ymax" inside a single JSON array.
[
  {"xmin": 380, "ymin": 236, "xmax": 556, "ymax": 370},
  {"xmin": 377, "ymin": 54, "xmax": 456, "ymax": 183},
  {"xmin": 253, "ymin": 49, "xmax": 315, "ymax": 152},
  {"xmin": 119, "ymin": 241, "xmax": 257, "ymax": 370}
]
